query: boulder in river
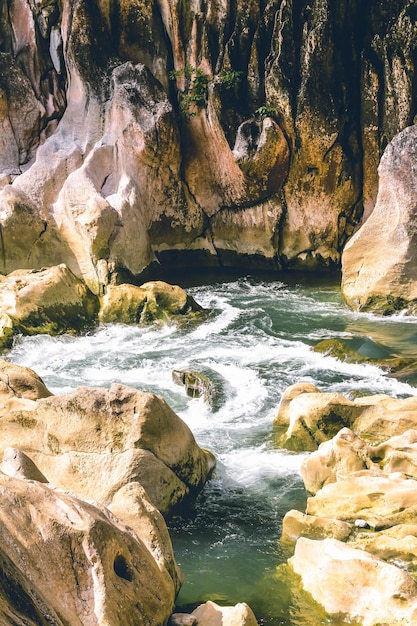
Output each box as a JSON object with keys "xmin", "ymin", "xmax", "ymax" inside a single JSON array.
[
  {"xmin": 0, "ymin": 264, "xmax": 99, "ymax": 349},
  {"xmin": 0, "ymin": 471, "xmax": 177, "ymax": 625},
  {"xmin": 99, "ymin": 281, "xmax": 208, "ymax": 326},
  {"xmin": 0, "ymin": 361, "xmax": 215, "ymax": 516}
]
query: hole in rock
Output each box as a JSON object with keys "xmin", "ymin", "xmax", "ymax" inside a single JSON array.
[{"xmin": 113, "ymin": 554, "xmax": 133, "ymax": 581}]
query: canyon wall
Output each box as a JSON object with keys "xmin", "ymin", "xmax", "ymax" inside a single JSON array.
[{"xmin": 1, "ymin": 0, "xmax": 416, "ymax": 290}]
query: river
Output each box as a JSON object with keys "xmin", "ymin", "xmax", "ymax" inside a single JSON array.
[{"xmin": 7, "ymin": 272, "xmax": 417, "ymax": 625}]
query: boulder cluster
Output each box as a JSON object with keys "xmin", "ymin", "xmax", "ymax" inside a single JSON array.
[{"xmin": 276, "ymin": 382, "xmax": 417, "ymax": 625}]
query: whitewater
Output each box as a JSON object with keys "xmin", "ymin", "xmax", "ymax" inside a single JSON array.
[{"xmin": 7, "ymin": 272, "xmax": 417, "ymax": 625}]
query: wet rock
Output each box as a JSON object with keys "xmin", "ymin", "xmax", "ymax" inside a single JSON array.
[
  {"xmin": 172, "ymin": 366, "xmax": 228, "ymax": 410},
  {"xmin": 191, "ymin": 600, "xmax": 258, "ymax": 626},
  {"xmin": 99, "ymin": 281, "xmax": 207, "ymax": 326}
]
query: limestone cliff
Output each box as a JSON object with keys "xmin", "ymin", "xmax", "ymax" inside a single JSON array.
[{"xmin": 1, "ymin": 0, "xmax": 416, "ymax": 289}]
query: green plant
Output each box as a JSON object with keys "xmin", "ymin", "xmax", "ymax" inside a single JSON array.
[
  {"xmin": 255, "ymin": 105, "xmax": 277, "ymax": 119},
  {"xmin": 169, "ymin": 64, "xmax": 209, "ymax": 117},
  {"xmin": 219, "ymin": 69, "xmax": 243, "ymax": 90}
]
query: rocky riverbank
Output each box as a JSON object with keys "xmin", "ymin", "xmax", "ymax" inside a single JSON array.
[{"xmin": 276, "ymin": 381, "xmax": 417, "ymax": 625}]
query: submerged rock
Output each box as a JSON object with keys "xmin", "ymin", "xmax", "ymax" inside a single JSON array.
[{"xmin": 172, "ymin": 366, "xmax": 228, "ymax": 410}]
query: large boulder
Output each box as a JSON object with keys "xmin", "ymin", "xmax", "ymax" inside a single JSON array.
[
  {"xmin": 0, "ymin": 471, "xmax": 177, "ymax": 625},
  {"xmin": 290, "ymin": 537, "xmax": 417, "ymax": 626},
  {"xmin": 99, "ymin": 281, "xmax": 207, "ymax": 326},
  {"xmin": 275, "ymin": 385, "xmax": 417, "ymax": 451},
  {"xmin": 342, "ymin": 125, "xmax": 417, "ymax": 314},
  {"xmin": 0, "ymin": 264, "xmax": 99, "ymax": 349},
  {"xmin": 0, "ymin": 376, "xmax": 215, "ymax": 516}
]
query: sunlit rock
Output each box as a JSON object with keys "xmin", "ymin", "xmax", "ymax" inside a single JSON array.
[
  {"xmin": 306, "ymin": 473, "xmax": 417, "ymax": 529},
  {"xmin": 290, "ymin": 537, "xmax": 417, "ymax": 626},
  {"xmin": 0, "ymin": 265, "xmax": 99, "ymax": 347},
  {"xmin": 0, "ymin": 381, "xmax": 215, "ymax": 516},
  {"xmin": 0, "ymin": 358, "xmax": 52, "ymax": 399},
  {"xmin": 300, "ymin": 428, "xmax": 373, "ymax": 494},
  {"xmin": 275, "ymin": 385, "xmax": 417, "ymax": 451},
  {"xmin": 0, "ymin": 471, "xmax": 176, "ymax": 625},
  {"xmin": 99, "ymin": 281, "xmax": 207, "ymax": 326},
  {"xmin": 274, "ymin": 385, "xmax": 361, "ymax": 452},
  {"xmin": 342, "ymin": 125, "xmax": 417, "ymax": 314},
  {"xmin": 191, "ymin": 600, "xmax": 258, "ymax": 626},
  {"xmin": 281, "ymin": 509, "xmax": 352, "ymax": 544}
]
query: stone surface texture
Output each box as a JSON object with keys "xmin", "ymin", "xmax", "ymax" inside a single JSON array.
[{"xmin": 1, "ymin": 1, "xmax": 416, "ymax": 287}]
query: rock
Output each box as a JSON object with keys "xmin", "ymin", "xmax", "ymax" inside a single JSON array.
[
  {"xmin": 275, "ymin": 385, "xmax": 417, "ymax": 451},
  {"xmin": 0, "ymin": 265, "xmax": 99, "ymax": 344},
  {"xmin": 108, "ymin": 481, "xmax": 183, "ymax": 594},
  {"xmin": 342, "ymin": 125, "xmax": 417, "ymax": 314},
  {"xmin": 0, "ymin": 447, "xmax": 48, "ymax": 483},
  {"xmin": 191, "ymin": 600, "xmax": 258, "ymax": 626},
  {"xmin": 273, "ymin": 386, "xmax": 362, "ymax": 452},
  {"xmin": 0, "ymin": 358, "xmax": 52, "ymax": 399},
  {"xmin": 290, "ymin": 537, "xmax": 417, "ymax": 626},
  {"xmin": 306, "ymin": 473, "xmax": 417, "ymax": 529},
  {"xmin": 0, "ymin": 471, "xmax": 176, "ymax": 625},
  {"xmin": 172, "ymin": 366, "xmax": 228, "ymax": 410},
  {"xmin": 300, "ymin": 428, "xmax": 373, "ymax": 494},
  {"xmin": 99, "ymin": 281, "xmax": 206, "ymax": 326},
  {"xmin": 281, "ymin": 509, "xmax": 352, "ymax": 544},
  {"xmin": 0, "ymin": 381, "xmax": 215, "ymax": 516},
  {"xmin": 351, "ymin": 524, "xmax": 417, "ymax": 570}
]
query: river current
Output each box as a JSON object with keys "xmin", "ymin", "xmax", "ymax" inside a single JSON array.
[{"xmin": 7, "ymin": 272, "xmax": 417, "ymax": 625}]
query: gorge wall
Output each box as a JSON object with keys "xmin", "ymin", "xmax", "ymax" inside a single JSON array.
[{"xmin": 1, "ymin": 0, "xmax": 417, "ymax": 291}]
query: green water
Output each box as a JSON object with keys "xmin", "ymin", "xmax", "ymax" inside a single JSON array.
[{"xmin": 8, "ymin": 272, "xmax": 417, "ymax": 625}]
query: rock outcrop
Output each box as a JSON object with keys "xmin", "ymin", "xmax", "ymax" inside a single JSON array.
[
  {"xmin": 1, "ymin": 1, "xmax": 416, "ymax": 283},
  {"xmin": 0, "ymin": 379, "xmax": 215, "ymax": 515},
  {"xmin": 0, "ymin": 471, "xmax": 178, "ymax": 625},
  {"xmin": 342, "ymin": 125, "xmax": 417, "ymax": 314},
  {"xmin": 278, "ymin": 382, "xmax": 417, "ymax": 624}
]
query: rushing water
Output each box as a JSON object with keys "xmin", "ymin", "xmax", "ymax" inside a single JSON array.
[{"xmin": 6, "ymin": 272, "xmax": 417, "ymax": 625}]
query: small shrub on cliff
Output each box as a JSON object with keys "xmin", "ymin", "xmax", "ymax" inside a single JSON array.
[
  {"xmin": 169, "ymin": 64, "xmax": 209, "ymax": 117},
  {"xmin": 219, "ymin": 69, "xmax": 243, "ymax": 90},
  {"xmin": 255, "ymin": 105, "xmax": 277, "ymax": 119}
]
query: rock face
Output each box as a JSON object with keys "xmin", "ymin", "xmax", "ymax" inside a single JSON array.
[
  {"xmin": 0, "ymin": 360, "xmax": 219, "ymax": 623},
  {"xmin": 0, "ymin": 381, "xmax": 215, "ymax": 516},
  {"xmin": 278, "ymin": 381, "xmax": 417, "ymax": 624},
  {"xmin": 342, "ymin": 125, "xmax": 417, "ymax": 314},
  {"xmin": 0, "ymin": 471, "xmax": 177, "ymax": 625},
  {"xmin": 1, "ymin": 1, "xmax": 416, "ymax": 283}
]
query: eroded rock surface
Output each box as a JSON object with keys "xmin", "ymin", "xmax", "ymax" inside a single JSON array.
[
  {"xmin": 342, "ymin": 125, "xmax": 417, "ymax": 314},
  {"xmin": 0, "ymin": 471, "xmax": 177, "ymax": 625},
  {"xmin": 1, "ymin": 1, "xmax": 416, "ymax": 282}
]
